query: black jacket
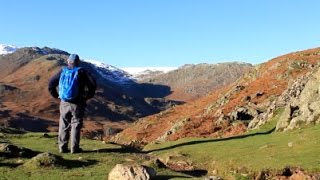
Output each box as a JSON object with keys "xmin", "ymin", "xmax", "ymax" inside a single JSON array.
[{"xmin": 48, "ymin": 66, "xmax": 97, "ymax": 104}]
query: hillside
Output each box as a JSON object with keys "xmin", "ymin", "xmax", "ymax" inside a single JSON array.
[
  {"xmin": 0, "ymin": 47, "xmax": 177, "ymax": 133},
  {"xmin": 137, "ymin": 62, "xmax": 253, "ymax": 102},
  {"xmin": 113, "ymin": 47, "xmax": 320, "ymax": 145},
  {"xmin": 0, "ymin": 46, "xmax": 249, "ymax": 138}
]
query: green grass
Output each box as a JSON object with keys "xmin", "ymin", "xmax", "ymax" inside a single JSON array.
[
  {"xmin": 0, "ymin": 133, "xmax": 192, "ymax": 180},
  {"xmin": 144, "ymin": 122, "xmax": 320, "ymax": 178},
  {"xmin": 1, "ymin": 111, "xmax": 320, "ymax": 180}
]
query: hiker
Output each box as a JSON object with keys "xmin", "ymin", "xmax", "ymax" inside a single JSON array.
[{"xmin": 48, "ymin": 54, "xmax": 96, "ymax": 153}]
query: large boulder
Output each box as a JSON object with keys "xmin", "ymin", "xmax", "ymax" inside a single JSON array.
[{"xmin": 108, "ymin": 164, "xmax": 156, "ymax": 180}]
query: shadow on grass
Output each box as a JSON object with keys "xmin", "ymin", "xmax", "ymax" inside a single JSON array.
[
  {"xmin": 153, "ymin": 175, "xmax": 192, "ymax": 179},
  {"xmin": 0, "ymin": 162, "xmax": 22, "ymax": 168},
  {"xmin": 62, "ymin": 159, "xmax": 98, "ymax": 169},
  {"xmin": 82, "ymin": 147, "xmax": 142, "ymax": 154},
  {"xmin": 82, "ymin": 127, "xmax": 276, "ymax": 155},
  {"xmin": 177, "ymin": 169, "xmax": 208, "ymax": 177},
  {"xmin": 146, "ymin": 127, "xmax": 276, "ymax": 153},
  {"xmin": 0, "ymin": 127, "xmax": 26, "ymax": 134},
  {"xmin": 0, "ymin": 148, "xmax": 41, "ymax": 158}
]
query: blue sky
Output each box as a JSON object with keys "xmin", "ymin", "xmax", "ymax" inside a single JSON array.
[{"xmin": 1, "ymin": 1, "xmax": 319, "ymax": 67}]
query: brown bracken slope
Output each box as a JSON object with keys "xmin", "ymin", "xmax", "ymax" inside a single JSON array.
[{"xmin": 114, "ymin": 47, "xmax": 320, "ymax": 144}]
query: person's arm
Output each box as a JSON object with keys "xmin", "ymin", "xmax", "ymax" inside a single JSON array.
[
  {"xmin": 83, "ymin": 70, "xmax": 97, "ymax": 100},
  {"xmin": 48, "ymin": 70, "xmax": 62, "ymax": 98}
]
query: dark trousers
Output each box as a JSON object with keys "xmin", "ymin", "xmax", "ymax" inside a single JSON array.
[{"xmin": 58, "ymin": 101, "xmax": 85, "ymax": 151}]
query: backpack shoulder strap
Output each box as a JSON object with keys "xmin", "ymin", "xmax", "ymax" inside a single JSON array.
[{"xmin": 61, "ymin": 66, "xmax": 68, "ymax": 73}]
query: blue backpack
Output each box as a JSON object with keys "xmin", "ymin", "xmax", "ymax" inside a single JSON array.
[{"xmin": 58, "ymin": 67, "xmax": 81, "ymax": 101}]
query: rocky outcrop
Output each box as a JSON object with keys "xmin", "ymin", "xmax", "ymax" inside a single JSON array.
[
  {"xmin": 156, "ymin": 117, "xmax": 191, "ymax": 142},
  {"xmin": 276, "ymin": 69, "xmax": 320, "ymax": 131},
  {"xmin": 0, "ymin": 84, "xmax": 20, "ymax": 95},
  {"xmin": 248, "ymin": 75, "xmax": 310, "ymax": 129},
  {"xmin": 248, "ymin": 67, "xmax": 320, "ymax": 131},
  {"xmin": 108, "ymin": 164, "xmax": 156, "ymax": 180}
]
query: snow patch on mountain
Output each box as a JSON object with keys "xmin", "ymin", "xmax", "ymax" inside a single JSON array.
[
  {"xmin": 0, "ymin": 44, "xmax": 18, "ymax": 55},
  {"xmin": 121, "ymin": 67, "xmax": 177, "ymax": 79},
  {"xmin": 84, "ymin": 59, "xmax": 134, "ymax": 84}
]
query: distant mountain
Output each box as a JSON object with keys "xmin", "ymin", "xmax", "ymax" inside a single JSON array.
[
  {"xmin": 137, "ymin": 62, "xmax": 253, "ymax": 102},
  {"xmin": 0, "ymin": 44, "xmax": 18, "ymax": 55}
]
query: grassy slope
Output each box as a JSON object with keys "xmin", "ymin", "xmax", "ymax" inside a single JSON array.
[
  {"xmin": 0, "ymin": 133, "xmax": 190, "ymax": 180},
  {"xmin": 144, "ymin": 112, "xmax": 320, "ymax": 177},
  {"xmin": 146, "ymin": 125, "xmax": 320, "ymax": 170},
  {"xmin": 1, "ymin": 115, "xmax": 320, "ymax": 180}
]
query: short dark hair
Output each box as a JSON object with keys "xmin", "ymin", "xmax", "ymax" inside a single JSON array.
[{"xmin": 67, "ymin": 54, "xmax": 80, "ymax": 65}]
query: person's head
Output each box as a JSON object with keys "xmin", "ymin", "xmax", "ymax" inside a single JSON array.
[{"xmin": 67, "ymin": 54, "xmax": 80, "ymax": 67}]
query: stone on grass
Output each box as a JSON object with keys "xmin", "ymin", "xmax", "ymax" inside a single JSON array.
[
  {"xmin": 0, "ymin": 143, "xmax": 36, "ymax": 158},
  {"xmin": 108, "ymin": 164, "xmax": 156, "ymax": 180},
  {"xmin": 104, "ymin": 127, "xmax": 123, "ymax": 136},
  {"xmin": 204, "ymin": 176, "xmax": 223, "ymax": 180},
  {"xmin": 23, "ymin": 152, "xmax": 62, "ymax": 169}
]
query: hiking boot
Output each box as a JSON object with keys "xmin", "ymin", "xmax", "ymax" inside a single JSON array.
[
  {"xmin": 59, "ymin": 148, "xmax": 70, "ymax": 153},
  {"xmin": 71, "ymin": 148, "xmax": 83, "ymax": 154}
]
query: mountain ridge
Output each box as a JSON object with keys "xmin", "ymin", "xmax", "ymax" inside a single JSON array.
[
  {"xmin": 0, "ymin": 45, "xmax": 250, "ymax": 138},
  {"xmin": 0, "ymin": 44, "xmax": 18, "ymax": 55}
]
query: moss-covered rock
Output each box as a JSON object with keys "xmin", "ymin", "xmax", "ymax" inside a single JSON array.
[{"xmin": 23, "ymin": 152, "xmax": 63, "ymax": 169}]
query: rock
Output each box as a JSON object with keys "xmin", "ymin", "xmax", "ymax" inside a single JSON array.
[
  {"xmin": 122, "ymin": 140, "xmax": 145, "ymax": 152},
  {"xmin": 156, "ymin": 118, "xmax": 190, "ymax": 142},
  {"xmin": 0, "ymin": 143, "xmax": 36, "ymax": 158},
  {"xmin": 276, "ymin": 104, "xmax": 300, "ymax": 131},
  {"xmin": 255, "ymin": 91, "xmax": 264, "ymax": 98},
  {"xmin": 108, "ymin": 164, "xmax": 156, "ymax": 180},
  {"xmin": 276, "ymin": 69, "xmax": 320, "ymax": 131},
  {"xmin": 235, "ymin": 85, "xmax": 245, "ymax": 92},
  {"xmin": 0, "ymin": 84, "xmax": 19, "ymax": 94},
  {"xmin": 104, "ymin": 127, "xmax": 123, "ymax": 136},
  {"xmin": 255, "ymin": 170, "xmax": 270, "ymax": 180},
  {"xmin": 242, "ymin": 96, "xmax": 251, "ymax": 102},
  {"xmin": 23, "ymin": 152, "xmax": 62, "ymax": 169},
  {"xmin": 82, "ymin": 129, "xmax": 104, "ymax": 140},
  {"xmin": 204, "ymin": 176, "xmax": 223, "ymax": 180},
  {"xmin": 230, "ymin": 106, "xmax": 258, "ymax": 121},
  {"xmin": 276, "ymin": 167, "xmax": 314, "ymax": 179},
  {"xmin": 154, "ymin": 158, "xmax": 166, "ymax": 168}
]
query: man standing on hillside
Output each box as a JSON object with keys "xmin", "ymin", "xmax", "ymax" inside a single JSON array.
[{"xmin": 48, "ymin": 54, "xmax": 96, "ymax": 153}]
